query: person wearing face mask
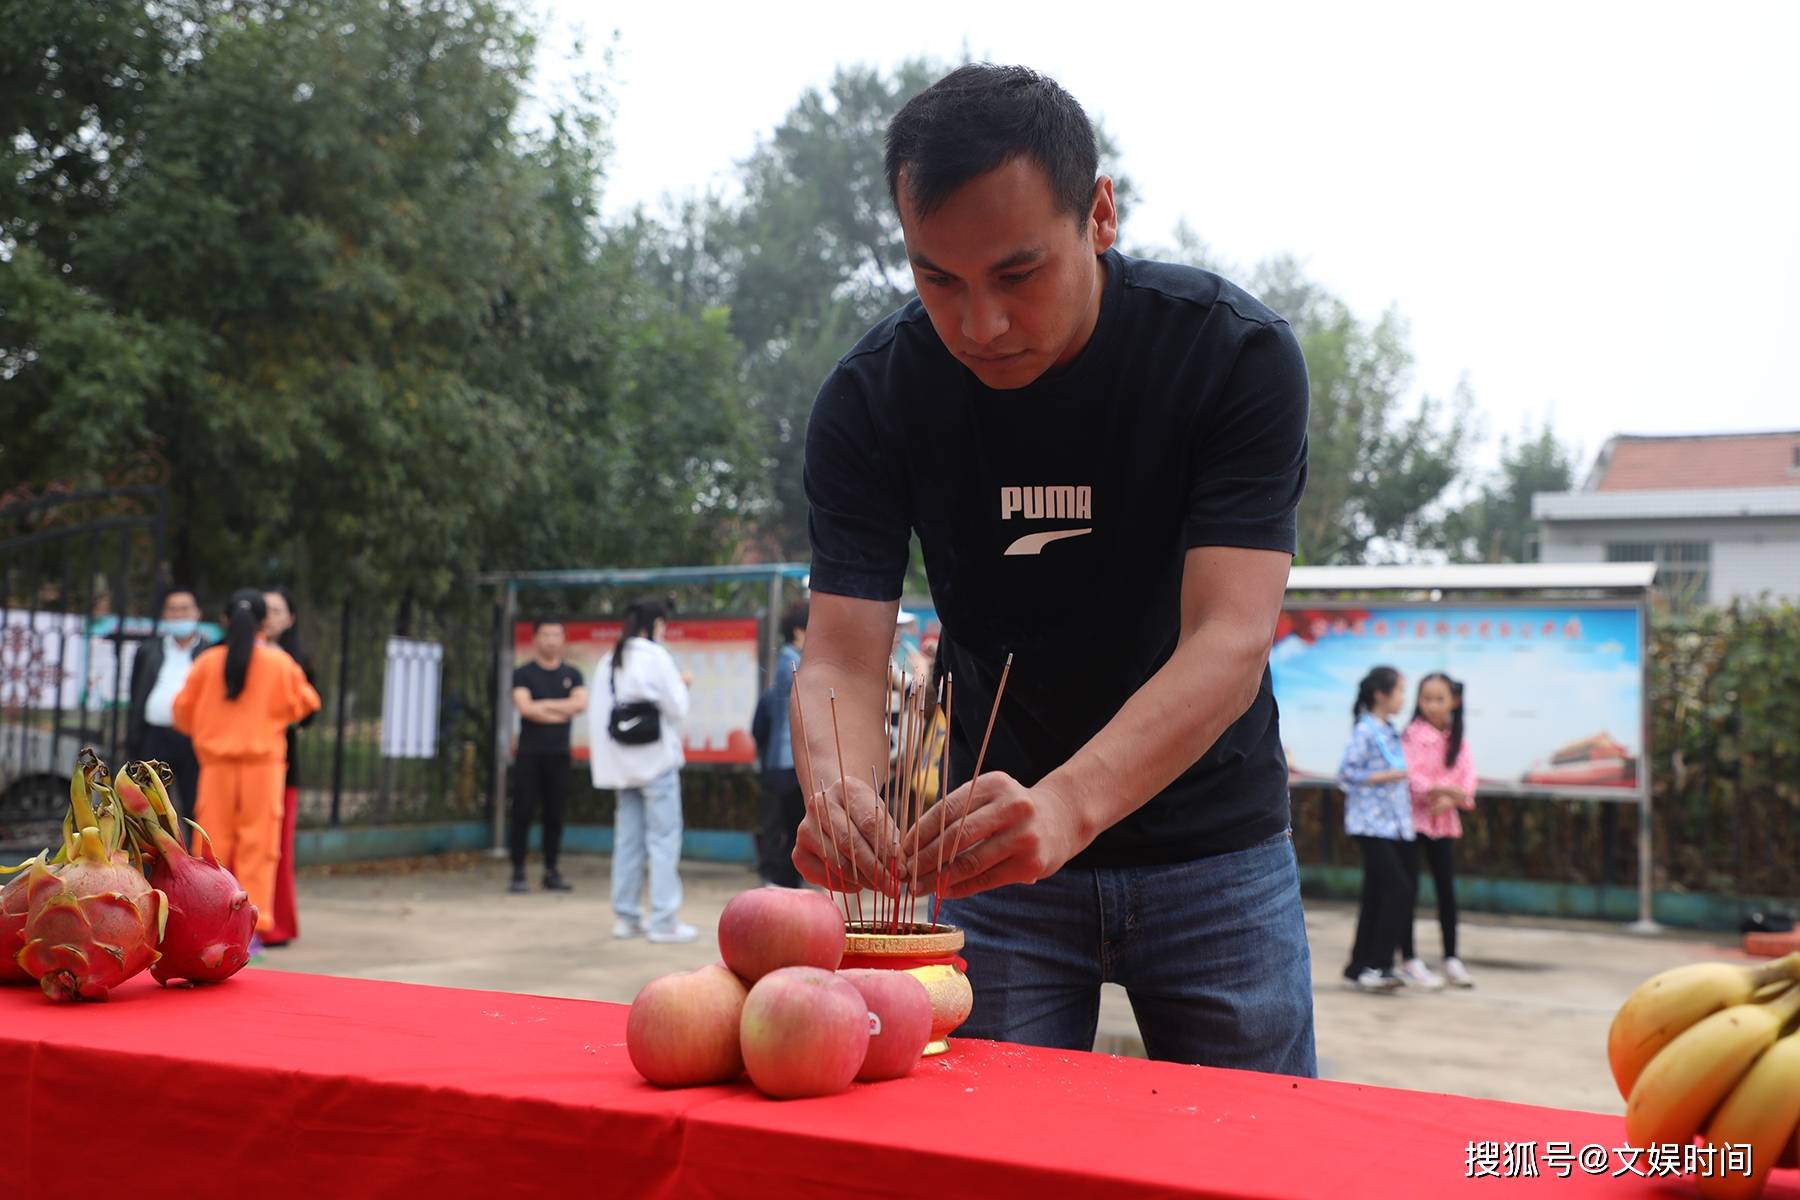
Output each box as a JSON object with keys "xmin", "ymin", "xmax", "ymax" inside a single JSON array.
[{"xmin": 127, "ymin": 586, "xmax": 215, "ymax": 820}]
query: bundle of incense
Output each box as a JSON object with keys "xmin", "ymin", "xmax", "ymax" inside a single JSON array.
[
  {"xmin": 931, "ymin": 652, "xmax": 1010, "ymax": 930},
  {"xmin": 792, "ymin": 652, "xmax": 1012, "ymax": 934}
]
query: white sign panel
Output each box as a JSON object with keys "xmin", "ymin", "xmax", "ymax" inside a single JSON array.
[{"xmin": 381, "ymin": 637, "xmax": 443, "ymax": 759}]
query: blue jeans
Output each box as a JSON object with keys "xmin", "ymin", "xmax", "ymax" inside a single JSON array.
[
  {"xmin": 938, "ymin": 831, "xmax": 1317, "ymax": 1076},
  {"xmin": 611, "ymin": 767, "xmax": 684, "ymax": 932}
]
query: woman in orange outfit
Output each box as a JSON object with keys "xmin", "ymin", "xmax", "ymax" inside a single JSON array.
[{"xmin": 173, "ymin": 589, "xmax": 321, "ymax": 954}]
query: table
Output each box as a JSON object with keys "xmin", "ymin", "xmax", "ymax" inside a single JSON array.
[{"xmin": 6, "ymin": 969, "xmax": 1798, "ymax": 1199}]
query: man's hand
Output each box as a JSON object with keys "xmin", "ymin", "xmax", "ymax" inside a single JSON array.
[
  {"xmin": 793, "ymin": 773, "xmax": 903, "ymax": 895},
  {"xmin": 906, "ymin": 545, "xmax": 1289, "ymax": 901},
  {"xmin": 541, "ymin": 693, "xmax": 586, "ymax": 720},
  {"xmin": 514, "ymin": 687, "xmax": 584, "ymax": 723},
  {"xmin": 902, "ymin": 772, "xmax": 1090, "ymax": 900}
]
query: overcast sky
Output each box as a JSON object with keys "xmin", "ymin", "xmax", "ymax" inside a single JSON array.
[{"xmin": 538, "ymin": 1, "xmax": 1798, "ymax": 473}]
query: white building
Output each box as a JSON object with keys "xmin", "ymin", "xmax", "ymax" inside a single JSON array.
[{"xmin": 1533, "ymin": 431, "xmax": 1800, "ymax": 607}]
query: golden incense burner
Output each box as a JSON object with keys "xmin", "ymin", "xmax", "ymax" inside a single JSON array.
[{"xmin": 841, "ymin": 922, "xmax": 973, "ymax": 1056}]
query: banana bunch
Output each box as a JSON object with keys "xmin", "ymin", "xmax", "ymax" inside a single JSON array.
[{"xmin": 1609, "ymin": 952, "xmax": 1800, "ymax": 1198}]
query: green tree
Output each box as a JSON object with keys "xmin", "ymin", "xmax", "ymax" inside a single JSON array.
[
  {"xmin": 1439, "ymin": 423, "xmax": 1578, "ymax": 563},
  {"xmin": 1146, "ymin": 243, "xmax": 1470, "ymax": 565},
  {"xmin": 2, "ymin": 0, "xmax": 757, "ymax": 603}
]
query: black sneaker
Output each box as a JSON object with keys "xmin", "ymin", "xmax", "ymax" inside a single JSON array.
[
  {"xmin": 507, "ymin": 876, "xmax": 528, "ymax": 895},
  {"xmin": 542, "ymin": 872, "xmax": 574, "ymax": 892}
]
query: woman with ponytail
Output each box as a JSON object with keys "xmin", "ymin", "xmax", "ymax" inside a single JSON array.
[
  {"xmin": 173, "ymin": 588, "xmax": 321, "ymax": 955},
  {"xmin": 588, "ymin": 598, "xmax": 694, "ymax": 944},
  {"xmin": 1398, "ymin": 673, "xmax": 1478, "ymax": 988},
  {"xmin": 1336, "ymin": 665, "xmax": 1413, "ymax": 993}
]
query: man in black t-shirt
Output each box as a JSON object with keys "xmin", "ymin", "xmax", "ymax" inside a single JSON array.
[
  {"xmin": 510, "ymin": 621, "xmax": 587, "ymax": 895},
  {"xmin": 790, "ymin": 65, "xmax": 1316, "ymax": 1076}
]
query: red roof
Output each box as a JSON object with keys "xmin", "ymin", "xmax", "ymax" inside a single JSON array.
[{"xmin": 1593, "ymin": 432, "xmax": 1800, "ymax": 492}]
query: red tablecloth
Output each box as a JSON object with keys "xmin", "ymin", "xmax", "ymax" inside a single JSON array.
[{"xmin": 5, "ymin": 969, "xmax": 1798, "ymax": 1199}]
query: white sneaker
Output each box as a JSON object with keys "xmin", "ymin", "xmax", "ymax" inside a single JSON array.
[
  {"xmin": 646, "ymin": 922, "xmax": 699, "ymax": 945},
  {"xmin": 1348, "ymin": 968, "xmax": 1402, "ymax": 994},
  {"xmin": 1443, "ymin": 957, "xmax": 1475, "ymax": 988},
  {"xmin": 611, "ymin": 917, "xmax": 644, "ymax": 940},
  {"xmin": 1398, "ymin": 957, "xmax": 1446, "ymax": 990}
]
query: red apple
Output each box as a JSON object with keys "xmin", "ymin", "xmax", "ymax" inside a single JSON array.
[
  {"xmin": 626, "ymin": 963, "xmax": 748, "ymax": 1087},
  {"xmin": 739, "ymin": 966, "xmax": 869, "ymax": 1099},
  {"xmin": 718, "ymin": 886, "xmax": 845, "ymax": 984},
  {"xmin": 838, "ymin": 969, "xmax": 932, "ymax": 1081}
]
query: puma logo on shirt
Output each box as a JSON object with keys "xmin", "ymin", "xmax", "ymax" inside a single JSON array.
[
  {"xmin": 1000, "ymin": 485, "xmax": 1093, "ymax": 556},
  {"xmin": 999, "ymin": 485, "xmax": 1092, "ymax": 520}
]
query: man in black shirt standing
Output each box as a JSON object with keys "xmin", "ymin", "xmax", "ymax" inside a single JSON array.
[
  {"xmin": 510, "ymin": 621, "xmax": 587, "ymax": 895},
  {"xmin": 791, "ymin": 64, "xmax": 1315, "ymax": 1075}
]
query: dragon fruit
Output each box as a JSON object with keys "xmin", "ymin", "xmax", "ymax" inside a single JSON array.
[
  {"xmin": 113, "ymin": 771, "xmax": 157, "ymax": 825},
  {"xmin": 0, "ymin": 866, "xmax": 33, "ymax": 984},
  {"xmin": 17, "ymin": 827, "xmax": 167, "ymax": 1002},
  {"xmin": 120, "ymin": 761, "xmax": 184, "ymax": 842},
  {"xmin": 147, "ymin": 824, "xmax": 256, "ymax": 986}
]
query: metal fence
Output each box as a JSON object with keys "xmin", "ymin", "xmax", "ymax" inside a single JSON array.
[
  {"xmin": 286, "ymin": 594, "xmax": 495, "ymax": 830},
  {"xmin": 0, "ymin": 484, "xmax": 497, "ymax": 851},
  {"xmin": 1, "ymin": 488, "xmax": 168, "ymax": 856}
]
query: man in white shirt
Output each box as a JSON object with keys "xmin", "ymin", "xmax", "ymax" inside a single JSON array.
[{"xmin": 127, "ymin": 587, "xmax": 213, "ymax": 819}]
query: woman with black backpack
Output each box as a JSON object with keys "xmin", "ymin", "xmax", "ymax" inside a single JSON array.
[{"xmin": 588, "ymin": 598, "xmax": 695, "ymax": 944}]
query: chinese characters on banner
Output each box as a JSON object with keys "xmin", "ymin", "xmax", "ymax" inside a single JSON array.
[
  {"xmin": 512, "ymin": 619, "xmax": 760, "ymax": 765},
  {"xmin": 0, "ymin": 612, "xmax": 183, "ymax": 715},
  {"xmin": 1270, "ymin": 604, "xmax": 1645, "ymax": 797}
]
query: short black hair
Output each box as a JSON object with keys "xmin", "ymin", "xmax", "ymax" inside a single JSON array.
[
  {"xmin": 532, "ymin": 619, "xmax": 564, "ymax": 634},
  {"xmin": 159, "ymin": 585, "xmax": 198, "ymax": 607},
  {"xmin": 885, "ymin": 64, "xmax": 1098, "ymax": 226},
  {"xmin": 779, "ymin": 601, "xmax": 809, "ymax": 644}
]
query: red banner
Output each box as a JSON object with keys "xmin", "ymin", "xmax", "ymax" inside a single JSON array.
[{"xmin": 513, "ymin": 618, "xmax": 761, "ymax": 764}]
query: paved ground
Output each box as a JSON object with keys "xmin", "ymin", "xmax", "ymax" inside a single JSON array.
[{"xmin": 258, "ymin": 852, "xmax": 1752, "ymax": 1115}]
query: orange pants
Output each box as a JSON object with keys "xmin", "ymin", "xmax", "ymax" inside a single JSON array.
[{"xmin": 192, "ymin": 758, "xmax": 286, "ymax": 934}]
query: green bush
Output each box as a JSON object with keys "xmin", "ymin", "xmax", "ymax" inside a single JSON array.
[{"xmin": 1648, "ymin": 601, "xmax": 1800, "ymax": 896}]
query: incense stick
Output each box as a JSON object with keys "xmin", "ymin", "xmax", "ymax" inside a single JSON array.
[
  {"xmin": 826, "ymin": 689, "xmax": 864, "ymax": 926},
  {"xmin": 789, "ymin": 682, "xmax": 851, "ymax": 923},
  {"xmin": 902, "ymin": 680, "xmax": 918, "ymax": 931},
  {"xmin": 885, "ymin": 680, "xmax": 901, "ymax": 931},
  {"xmin": 931, "ymin": 674, "xmax": 952, "ymax": 931},
  {"xmin": 869, "ymin": 765, "xmax": 888, "ymax": 930},
  {"xmin": 934, "ymin": 653, "xmax": 1011, "ymax": 927},
  {"xmin": 913, "ymin": 677, "xmax": 928, "ymax": 927},
  {"xmin": 892, "ymin": 675, "xmax": 912, "ymax": 932},
  {"xmin": 913, "ymin": 677, "xmax": 941, "ymax": 931}
]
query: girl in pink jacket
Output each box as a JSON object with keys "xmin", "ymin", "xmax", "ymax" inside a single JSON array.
[{"xmin": 1396, "ymin": 673, "xmax": 1478, "ymax": 990}]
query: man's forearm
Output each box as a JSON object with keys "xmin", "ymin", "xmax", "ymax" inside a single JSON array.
[
  {"xmin": 791, "ymin": 656, "xmax": 889, "ymax": 804},
  {"xmin": 1040, "ymin": 619, "xmax": 1271, "ymax": 846},
  {"xmin": 518, "ymin": 699, "xmax": 574, "ymax": 723}
]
